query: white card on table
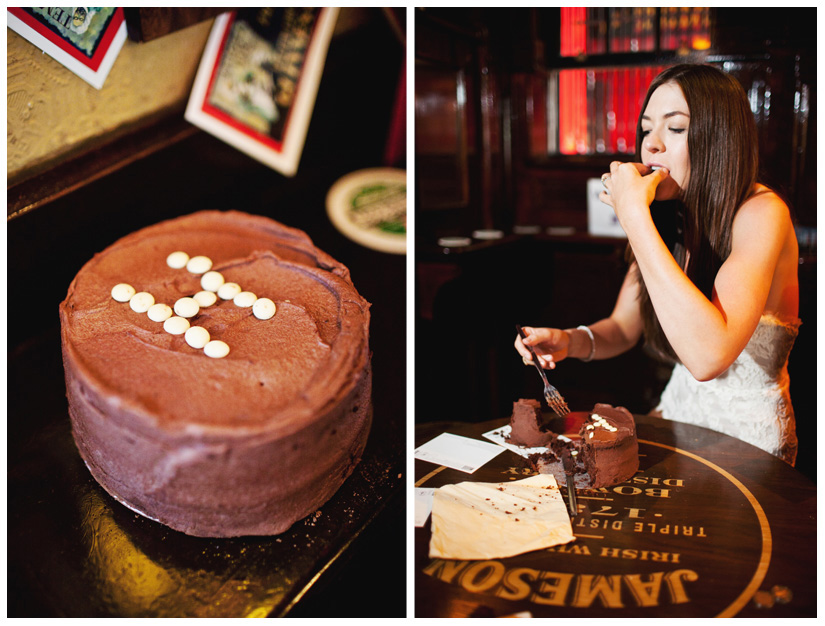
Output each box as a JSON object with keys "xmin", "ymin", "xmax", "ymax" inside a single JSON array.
[{"xmin": 414, "ymin": 432, "xmax": 506, "ymax": 474}]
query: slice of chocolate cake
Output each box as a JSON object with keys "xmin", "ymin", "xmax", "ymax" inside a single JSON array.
[
  {"xmin": 578, "ymin": 404, "xmax": 639, "ymax": 488},
  {"xmin": 506, "ymin": 399, "xmax": 553, "ymax": 448},
  {"xmin": 528, "ymin": 403, "xmax": 639, "ymax": 489}
]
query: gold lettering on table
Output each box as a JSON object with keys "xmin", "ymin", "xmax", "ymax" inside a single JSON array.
[
  {"xmin": 532, "ymin": 571, "xmax": 575, "ymax": 606},
  {"xmin": 572, "ymin": 574, "xmax": 624, "ymax": 608},
  {"xmin": 612, "ymin": 486, "xmax": 672, "ymax": 498},
  {"xmin": 459, "ymin": 561, "xmax": 506, "ymax": 594},
  {"xmin": 497, "ymin": 567, "xmax": 540, "ymax": 601},
  {"xmin": 422, "ymin": 559, "xmax": 466, "ymax": 584},
  {"xmin": 599, "ymin": 547, "xmax": 682, "ymax": 563},
  {"xmin": 632, "ymin": 476, "xmax": 685, "ymax": 487},
  {"xmin": 504, "ymin": 466, "xmax": 533, "ymax": 476},
  {"xmin": 633, "ymin": 523, "xmax": 708, "ymax": 537},
  {"xmin": 547, "ymin": 544, "xmax": 592, "ymax": 556},
  {"xmin": 664, "ymin": 569, "xmax": 699, "ymax": 603},
  {"xmin": 590, "ymin": 504, "xmax": 619, "ymax": 516},
  {"xmin": 575, "ymin": 517, "xmax": 624, "ymax": 531},
  {"xmin": 623, "ymin": 572, "xmax": 665, "ymax": 607},
  {"xmin": 424, "ymin": 560, "xmax": 699, "ymax": 608}
]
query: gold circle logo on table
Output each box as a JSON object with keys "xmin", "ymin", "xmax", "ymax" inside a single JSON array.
[{"xmin": 419, "ymin": 439, "xmax": 770, "ymax": 617}]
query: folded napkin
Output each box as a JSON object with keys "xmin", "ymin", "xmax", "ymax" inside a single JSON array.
[{"xmin": 429, "ymin": 474, "xmax": 575, "ymax": 560}]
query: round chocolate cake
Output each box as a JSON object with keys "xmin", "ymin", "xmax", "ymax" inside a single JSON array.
[
  {"xmin": 516, "ymin": 403, "xmax": 639, "ymax": 489},
  {"xmin": 59, "ymin": 210, "xmax": 372, "ymax": 537}
]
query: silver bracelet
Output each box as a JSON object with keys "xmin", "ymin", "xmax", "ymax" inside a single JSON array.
[{"xmin": 577, "ymin": 325, "xmax": 596, "ymax": 362}]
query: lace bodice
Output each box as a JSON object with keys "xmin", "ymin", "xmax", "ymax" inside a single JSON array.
[{"xmin": 657, "ymin": 315, "xmax": 801, "ymax": 464}]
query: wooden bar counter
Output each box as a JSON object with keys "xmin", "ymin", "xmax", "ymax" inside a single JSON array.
[{"xmin": 415, "ymin": 414, "xmax": 816, "ymax": 618}]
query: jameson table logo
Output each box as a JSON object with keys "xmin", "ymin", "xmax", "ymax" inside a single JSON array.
[
  {"xmin": 419, "ymin": 439, "xmax": 772, "ymax": 617},
  {"xmin": 26, "ymin": 7, "xmax": 117, "ymax": 57}
]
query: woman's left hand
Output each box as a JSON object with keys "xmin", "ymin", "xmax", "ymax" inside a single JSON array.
[{"xmin": 599, "ymin": 162, "xmax": 669, "ymax": 228}]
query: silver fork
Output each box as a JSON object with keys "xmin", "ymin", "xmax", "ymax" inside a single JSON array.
[{"xmin": 516, "ymin": 325, "xmax": 571, "ymax": 417}]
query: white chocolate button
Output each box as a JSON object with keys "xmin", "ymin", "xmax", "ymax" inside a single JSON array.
[
  {"xmin": 200, "ymin": 270, "xmax": 225, "ymax": 292},
  {"xmin": 185, "ymin": 326, "xmax": 210, "ymax": 349},
  {"xmin": 252, "ymin": 297, "xmax": 276, "ymax": 320},
  {"xmin": 217, "ymin": 282, "xmax": 241, "ymax": 300},
  {"xmin": 193, "ymin": 290, "xmax": 217, "ymax": 307},
  {"xmin": 111, "ymin": 283, "xmax": 136, "ymax": 302},
  {"xmin": 174, "ymin": 297, "xmax": 200, "ymax": 318},
  {"xmin": 233, "ymin": 291, "xmax": 257, "ymax": 308},
  {"xmin": 166, "ymin": 251, "xmax": 189, "ymax": 269},
  {"xmin": 147, "ymin": 303, "xmax": 173, "ymax": 322},
  {"xmin": 129, "ymin": 292, "xmax": 155, "ymax": 313},
  {"xmin": 186, "ymin": 255, "xmax": 212, "ymax": 274},
  {"xmin": 163, "ymin": 316, "xmax": 190, "ymax": 335},
  {"xmin": 204, "ymin": 340, "xmax": 230, "ymax": 358}
]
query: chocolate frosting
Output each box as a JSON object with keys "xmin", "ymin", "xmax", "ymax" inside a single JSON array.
[
  {"xmin": 507, "ymin": 399, "xmax": 553, "ymax": 448},
  {"xmin": 60, "ymin": 211, "xmax": 372, "ymax": 537},
  {"xmin": 579, "ymin": 403, "xmax": 639, "ymax": 488},
  {"xmin": 529, "ymin": 403, "xmax": 639, "ymax": 489},
  {"xmin": 582, "ymin": 403, "xmax": 637, "ymax": 447}
]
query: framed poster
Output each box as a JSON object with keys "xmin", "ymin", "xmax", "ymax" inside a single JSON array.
[
  {"xmin": 185, "ymin": 8, "xmax": 338, "ymax": 177},
  {"xmin": 7, "ymin": 7, "xmax": 127, "ymax": 89}
]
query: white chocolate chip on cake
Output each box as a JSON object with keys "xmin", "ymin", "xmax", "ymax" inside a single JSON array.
[
  {"xmin": 174, "ymin": 297, "xmax": 200, "ymax": 318},
  {"xmin": 193, "ymin": 290, "xmax": 217, "ymax": 307},
  {"xmin": 200, "ymin": 271, "xmax": 225, "ymax": 292},
  {"xmin": 111, "ymin": 283, "xmax": 136, "ymax": 302},
  {"xmin": 253, "ymin": 298, "xmax": 276, "ymax": 320},
  {"xmin": 233, "ymin": 291, "xmax": 257, "ymax": 308},
  {"xmin": 147, "ymin": 303, "xmax": 173, "ymax": 322},
  {"xmin": 163, "ymin": 316, "xmax": 190, "ymax": 335},
  {"xmin": 166, "ymin": 251, "xmax": 189, "ymax": 269},
  {"xmin": 186, "ymin": 255, "xmax": 212, "ymax": 274},
  {"xmin": 204, "ymin": 340, "xmax": 230, "ymax": 358},
  {"xmin": 129, "ymin": 292, "xmax": 155, "ymax": 313},
  {"xmin": 217, "ymin": 282, "xmax": 242, "ymax": 300},
  {"xmin": 185, "ymin": 326, "xmax": 210, "ymax": 349}
]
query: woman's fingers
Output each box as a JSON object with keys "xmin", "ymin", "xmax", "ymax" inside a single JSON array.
[{"xmin": 516, "ymin": 327, "xmax": 559, "ymax": 369}]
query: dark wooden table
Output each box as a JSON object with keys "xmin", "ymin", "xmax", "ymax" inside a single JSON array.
[{"xmin": 415, "ymin": 414, "xmax": 816, "ymax": 618}]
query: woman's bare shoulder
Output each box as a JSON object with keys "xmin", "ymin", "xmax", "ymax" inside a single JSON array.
[{"xmin": 735, "ymin": 185, "xmax": 792, "ymax": 230}]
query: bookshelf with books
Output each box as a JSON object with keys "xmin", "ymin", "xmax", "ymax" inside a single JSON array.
[{"xmin": 510, "ymin": 7, "xmax": 816, "ymax": 233}]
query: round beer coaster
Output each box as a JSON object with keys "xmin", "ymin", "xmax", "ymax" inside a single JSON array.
[{"xmin": 326, "ymin": 168, "xmax": 407, "ymax": 255}]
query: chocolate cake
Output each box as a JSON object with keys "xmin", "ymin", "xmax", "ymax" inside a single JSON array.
[
  {"xmin": 577, "ymin": 403, "xmax": 639, "ymax": 488},
  {"xmin": 59, "ymin": 210, "xmax": 372, "ymax": 537},
  {"xmin": 506, "ymin": 399, "xmax": 553, "ymax": 448},
  {"xmin": 526, "ymin": 403, "xmax": 639, "ymax": 489}
]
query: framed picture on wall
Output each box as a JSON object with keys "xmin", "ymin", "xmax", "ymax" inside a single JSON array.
[
  {"xmin": 7, "ymin": 7, "xmax": 127, "ymax": 89},
  {"xmin": 185, "ymin": 8, "xmax": 338, "ymax": 177}
]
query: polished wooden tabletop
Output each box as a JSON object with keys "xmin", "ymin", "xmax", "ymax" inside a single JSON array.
[{"xmin": 415, "ymin": 414, "xmax": 816, "ymax": 618}]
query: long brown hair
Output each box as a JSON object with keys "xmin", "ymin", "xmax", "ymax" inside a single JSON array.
[{"xmin": 629, "ymin": 64, "xmax": 759, "ymax": 362}]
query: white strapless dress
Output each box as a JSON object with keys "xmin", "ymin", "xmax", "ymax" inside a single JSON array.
[{"xmin": 656, "ymin": 315, "xmax": 801, "ymax": 465}]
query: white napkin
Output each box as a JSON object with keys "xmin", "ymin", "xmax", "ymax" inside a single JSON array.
[{"xmin": 429, "ymin": 474, "xmax": 575, "ymax": 560}]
